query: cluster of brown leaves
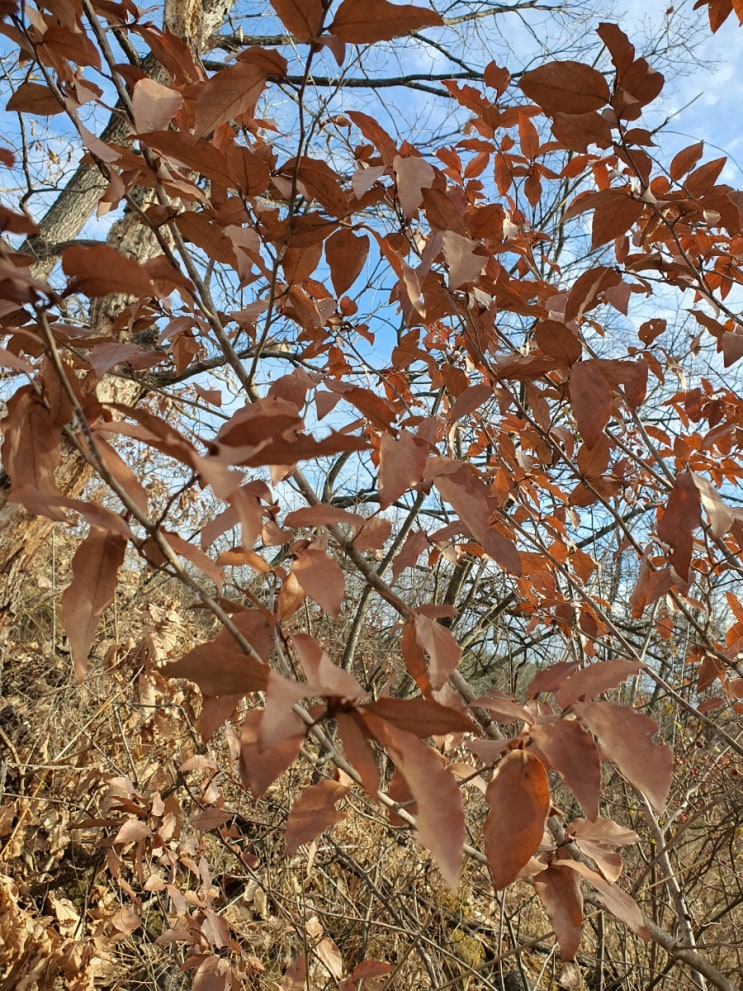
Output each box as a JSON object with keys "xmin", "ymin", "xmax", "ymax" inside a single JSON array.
[{"xmin": 2, "ymin": 1, "xmax": 743, "ymax": 986}]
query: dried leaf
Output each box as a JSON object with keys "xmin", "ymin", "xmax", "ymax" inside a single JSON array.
[
  {"xmin": 62, "ymin": 527, "xmax": 126, "ymax": 679},
  {"xmin": 484, "ymin": 750, "xmax": 550, "ymax": 890},
  {"xmin": 293, "ymin": 544, "xmax": 345, "ymax": 619},
  {"xmin": 240, "ymin": 709, "xmax": 304, "ymax": 798},
  {"xmin": 379, "ymin": 429, "xmax": 429, "ymax": 508},
  {"xmin": 519, "ymin": 61, "xmax": 610, "ymax": 115},
  {"xmin": 413, "ymin": 612, "xmax": 462, "ymax": 690},
  {"xmin": 269, "ymin": 0, "xmax": 324, "ymax": 40},
  {"xmin": 657, "ymin": 471, "xmax": 701, "ymax": 581},
  {"xmin": 441, "ymin": 231, "xmax": 486, "ymax": 289},
  {"xmin": 569, "ymin": 361, "xmax": 611, "ymax": 447},
  {"xmin": 132, "ymin": 77, "xmax": 183, "ymax": 132},
  {"xmin": 62, "ymin": 244, "xmax": 154, "ymax": 298},
  {"xmin": 529, "ymin": 718, "xmax": 600, "ymax": 819},
  {"xmin": 163, "ymin": 610, "xmax": 273, "ymax": 697},
  {"xmin": 534, "ymin": 862, "xmax": 583, "ymax": 960},
  {"xmin": 194, "ymin": 48, "xmax": 287, "ymax": 137},
  {"xmin": 325, "ymin": 228, "xmax": 369, "ymax": 295},
  {"xmin": 394, "ymin": 154, "xmax": 435, "ymax": 218},
  {"xmin": 336, "ymin": 711, "xmax": 380, "ymax": 795},
  {"xmin": 558, "ymin": 860, "xmax": 649, "ymax": 939},
  {"xmin": 428, "ymin": 458, "xmax": 521, "ymax": 574},
  {"xmin": 573, "ymin": 701, "xmax": 672, "ymax": 812},
  {"xmin": 364, "ymin": 697, "xmax": 474, "ymax": 736},
  {"xmin": 6, "ymin": 81, "xmax": 62, "ymax": 114},
  {"xmin": 364, "ymin": 714, "xmax": 464, "ymax": 890},
  {"xmin": 330, "ymin": 0, "xmax": 443, "ymax": 44},
  {"xmin": 555, "ymin": 659, "xmax": 642, "ymax": 709},
  {"xmin": 286, "ymin": 780, "xmax": 350, "ymax": 854}
]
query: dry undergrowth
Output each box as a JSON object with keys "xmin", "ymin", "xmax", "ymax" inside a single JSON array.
[{"xmin": 1, "ymin": 555, "xmax": 741, "ymax": 991}]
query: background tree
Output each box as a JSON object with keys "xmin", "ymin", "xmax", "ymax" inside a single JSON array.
[{"xmin": 1, "ymin": 1, "xmax": 743, "ymax": 989}]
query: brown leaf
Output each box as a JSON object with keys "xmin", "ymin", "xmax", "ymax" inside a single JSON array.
[
  {"xmin": 240, "ymin": 709, "xmax": 304, "ymax": 798},
  {"xmin": 569, "ymin": 361, "xmax": 611, "ymax": 447},
  {"xmin": 529, "ymin": 718, "xmax": 600, "ymax": 819},
  {"xmin": 91, "ymin": 435, "xmax": 149, "ymax": 515},
  {"xmin": 364, "ymin": 714, "xmax": 464, "ymax": 890},
  {"xmin": 285, "ymin": 504, "xmax": 366, "ymax": 532},
  {"xmin": 519, "ymin": 61, "xmax": 610, "ymax": 115},
  {"xmin": 114, "ymin": 819, "xmax": 152, "ymax": 844},
  {"xmin": 2, "ymin": 388, "xmax": 63, "ymax": 513},
  {"xmin": 449, "ymin": 383, "xmax": 493, "ymax": 422},
  {"xmin": 428, "ymin": 458, "xmax": 522, "ymax": 574},
  {"xmin": 354, "ymin": 516, "xmax": 392, "ymax": 551},
  {"xmin": 161, "ymin": 529, "xmax": 223, "ymax": 589},
  {"xmin": 61, "ymin": 527, "xmax": 126, "ymax": 680},
  {"xmin": 471, "ymin": 691, "xmax": 532, "ymax": 725},
  {"xmin": 441, "ymin": 231, "xmax": 486, "ymax": 289},
  {"xmin": 89, "ymin": 341, "xmax": 162, "ymax": 378},
  {"xmin": 535, "ymin": 320, "xmax": 582, "ymax": 364},
  {"xmin": 0, "ymin": 346, "xmax": 33, "ymax": 372},
  {"xmin": 379, "ymin": 429, "xmax": 429, "ymax": 508},
  {"xmin": 691, "ymin": 472, "xmax": 734, "ymax": 538},
  {"xmin": 401, "ymin": 621, "xmax": 433, "ymax": 695},
  {"xmin": 484, "ymin": 750, "xmax": 551, "ymax": 890},
  {"xmin": 329, "ymin": 0, "xmax": 443, "ymax": 44},
  {"xmin": 558, "ymin": 860, "xmax": 649, "ymax": 939},
  {"xmin": 573, "ymin": 701, "xmax": 672, "ymax": 812},
  {"xmin": 285, "ymin": 780, "xmax": 350, "ymax": 854},
  {"xmin": 569, "ymin": 817, "xmax": 639, "ymax": 882},
  {"xmin": 589, "ymin": 189, "xmax": 645, "ymax": 249},
  {"xmin": 291, "ymin": 632, "xmax": 363, "ymax": 699},
  {"xmin": 394, "ymin": 154, "xmax": 435, "ymax": 218},
  {"xmin": 6, "ymin": 81, "xmax": 62, "ymax": 115},
  {"xmin": 281, "ymin": 156, "xmax": 349, "ymax": 216},
  {"xmin": 564, "ymin": 266, "xmax": 621, "ymax": 324},
  {"xmin": 336, "ymin": 711, "xmax": 380, "ymax": 796},
  {"xmin": 551, "ymin": 111, "xmax": 613, "ymax": 153},
  {"xmin": 596, "ymin": 23, "xmax": 635, "ymax": 76},
  {"xmin": 269, "ymin": 0, "xmax": 324, "ymax": 40},
  {"xmin": 555, "ymin": 659, "xmax": 642, "ymax": 709},
  {"xmin": 325, "ymin": 228, "xmax": 369, "ymax": 295},
  {"xmin": 534, "ymin": 861, "xmax": 583, "ymax": 960},
  {"xmin": 163, "ymin": 610, "xmax": 273, "ymax": 697},
  {"xmin": 283, "ymin": 956, "xmax": 307, "ymax": 991},
  {"xmin": 657, "ymin": 470, "xmax": 701, "ymax": 581},
  {"xmin": 277, "ymin": 571, "xmax": 306, "ymax": 621},
  {"xmin": 413, "ymin": 613, "xmax": 461, "ymax": 690},
  {"xmin": 62, "ymin": 244, "xmax": 154, "ymax": 298},
  {"xmin": 364, "ymin": 697, "xmax": 474, "ymax": 737},
  {"xmin": 293, "ymin": 544, "xmax": 345, "ymax": 619},
  {"xmin": 669, "ymin": 140, "xmax": 705, "ymax": 181},
  {"xmin": 131, "ymin": 77, "xmax": 183, "ymax": 133},
  {"xmin": 194, "ymin": 48, "xmax": 287, "ymax": 137},
  {"xmin": 353, "ymin": 961, "xmax": 394, "ymax": 980},
  {"xmin": 144, "ymin": 130, "xmax": 234, "ymax": 188}
]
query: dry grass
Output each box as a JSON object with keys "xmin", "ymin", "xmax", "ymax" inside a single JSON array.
[{"xmin": 1, "ymin": 547, "xmax": 742, "ymax": 991}]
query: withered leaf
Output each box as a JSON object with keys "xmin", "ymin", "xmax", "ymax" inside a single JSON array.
[
  {"xmin": 573, "ymin": 701, "xmax": 672, "ymax": 812},
  {"xmin": 559, "ymin": 860, "xmax": 649, "ymax": 939},
  {"xmin": 484, "ymin": 750, "xmax": 550, "ymax": 890},
  {"xmin": 519, "ymin": 61, "xmax": 610, "ymax": 115},
  {"xmin": 529, "ymin": 718, "xmax": 600, "ymax": 819},
  {"xmin": 569, "ymin": 361, "xmax": 611, "ymax": 447},
  {"xmin": 534, "ymin": 862, "xmax": 583, "ymax": 960},
  {"xmin": 330, "ymin": 0, "xmax": 443, "ymax": 44},
  {"xmin": 62, "ymin": 527, "xmax": 126, "ymax": 680},
  {"xmin": 364, "ymin": 714, "xmax": 464, "ymax": 891},
  {"xmin": 285, "ymin": 780, "xmax": 350, "ymax": 854}
]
